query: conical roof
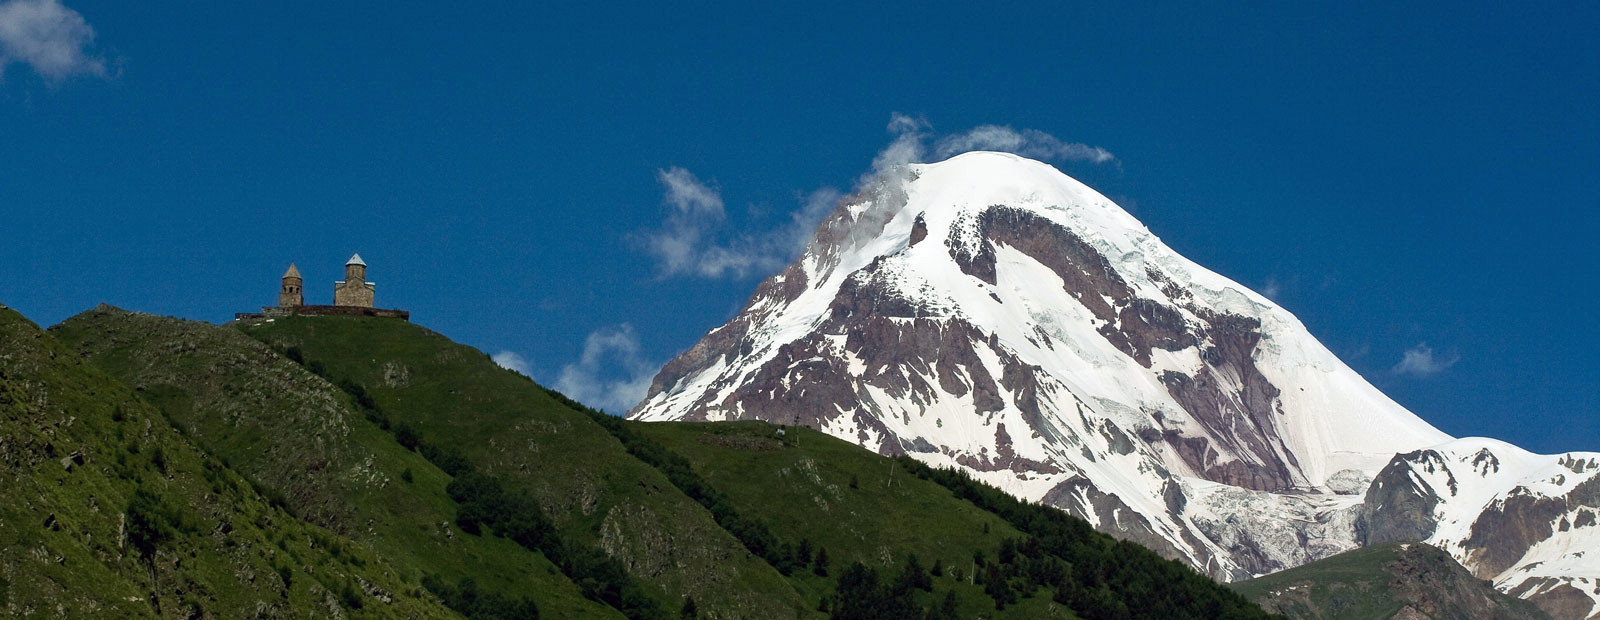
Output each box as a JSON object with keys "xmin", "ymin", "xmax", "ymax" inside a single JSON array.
[
  {"xmin": 346, "ymin": 253, "xmax": 366, "ymax": 267},
  {"xmin": 282, "ymin": 263, "xmax": 302, "ymax": 279}
]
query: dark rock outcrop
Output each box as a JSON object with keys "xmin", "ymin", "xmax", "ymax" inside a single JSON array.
[
  {"xmin": 1462, "ymin": 474, "xmax": 1600, "ymax": 579},
  {"xmin": 1236, "ymin": 543, "xmax": 1553, "ymax": 620},
  {"xmin": 1358, "ymin": 450, "xmax": 1450, "ymax": 545}
]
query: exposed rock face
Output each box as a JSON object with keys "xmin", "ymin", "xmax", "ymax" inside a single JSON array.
[
  {"xmin": 1463, "ymin": 472, "xmax": 1600, "ymax": 578},
  {"xmin": 1358, "ymin": 450, "xmax": 1451, "ymax": 545},
  {"xmin": 631, "ymin": 152, "xmax": 1600, "ymax": 617},
  {"xmin": 1237, "ymin": 543, "xmax": 1555, "ymax": 620},
  {"xmin": 1517, "ymin": 580, "xmax": 1599, "ymax": 620},
  {"xmin": 1357, "ymin": 442, "xmax": 1600, "ymax": 619},
  {"xmin": 960, "ymin": 205, "xmax": 1302, "ymax": 492}
]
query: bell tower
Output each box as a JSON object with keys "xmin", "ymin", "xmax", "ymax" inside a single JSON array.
[{"xmin": 278, "ymin": 264, "xmax": 303, "ymax": 307}]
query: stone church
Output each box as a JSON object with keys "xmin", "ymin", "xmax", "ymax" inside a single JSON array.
[
  {"xmin": 236, "ymin": 254, "xmax": 408, "ymax": 321},
  {"xmin": 333, "ymin": 254, "xmax": 376, "ymax": 307}
]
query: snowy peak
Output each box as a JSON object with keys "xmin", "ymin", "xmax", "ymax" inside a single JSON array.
[
  {"xmin": 632, "ymin": 152, "xmax": 1599, "ymax": 618},
  {"xmin": 642, "ymin": 151, "xmax": 1443, "ymax": 484}
]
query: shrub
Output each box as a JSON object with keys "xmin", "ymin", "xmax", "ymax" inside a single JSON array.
[
  {"xmin": 339, "ymin": 581, "xmax": 363, "ymax": 609},
  {"xmin": 395, "ymin": 424, "xmax": 420, "ymax": 451},
  {"xmin": 126, "ymin": 488, "xmax": 181, "ymax": 561}
]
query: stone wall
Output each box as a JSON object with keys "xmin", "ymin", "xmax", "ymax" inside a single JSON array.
[
  {"xmin": 335, "ymin": 263, "xmax": 375, "ymax": 308},
  {"xmin": 236, "ymin": 305, "xmax": 408, "ymax": 322},
  {"xmin": 334, "ymin": 281, "xmax": 375, "ymax": 308}
]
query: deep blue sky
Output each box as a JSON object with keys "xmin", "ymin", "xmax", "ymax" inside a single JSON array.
[{"xmin": 2, "ymin": 3, "xmax": 1595, "ymax": 452}]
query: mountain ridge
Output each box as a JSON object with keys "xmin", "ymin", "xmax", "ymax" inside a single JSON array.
[
  {"xmin": 630, "ymin": 152, "xmax": 1600, "ymax": 618},
  {"xmin": 0, "ymin": 305, "xmax": 458, "ymax": 618},
  {"xmin": 3, "ymin": 294, "xmax": 1563, "ymax": 618}
]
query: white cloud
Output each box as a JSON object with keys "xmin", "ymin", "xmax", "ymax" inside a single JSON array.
[
  {"xmin": 934, "ymin": 124, "xmax": 1115, "ymax": 164},
  {"xmin": 885, "ymin": 111, "xmax": 927, "ymax": 135},
  {"xmin": 491, "ymin": 350, "xmax": 531, "ymax": 376},
  {"xmin": 785, "ymin": 187, "xmax": 841, "ymax": 254},
  {"xmin": 862, "ymin": 113, "xmax": 1117, "ymax": 185},
  {"xmin": 0, "ymin": 0, "xmax": 105, "ymax": 81},
  {"xmin": 639, "ymin": 114, "xmax": 1115, "ymax": 281},
  {"xmin": 869, "ymin": 112, "xmax": 929, "ymax": 177},
  {"xmin": 660, "ymin": 166, "xmax": 724, "ymax": 218},
  {"xmin": 642, "ymin": 166, "xmax": 776, "ymax": 278},
  {"xmin": 1392, "ymin": 343, "xmax": 1459, "ymax": 377},
  {"xmin": 640, "ymin": 167, "xmax": 834, "ymax": 280},
  {"xmin": 1260, "ymin": 278, "xmax": 1282, "ymax": 300},
  {"xmin": 554, "ymin": 324, "xmax": 660, "ymax": 414}
]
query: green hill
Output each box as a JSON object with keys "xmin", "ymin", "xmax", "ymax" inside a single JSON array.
[
  {"xmin": 625, "ymin": 419, "xmax": 1174, "ymax": 618},
  {"xmin": 237, "ymin": 313, "xmax": 1275, "ymax": 620},
  {"xmin": 50, "ymin": 305, "xmax": 612, "ymax": 619},
  {"xmin": 1231, "ymin": 542, "xmax": 1550, "ymax": 620},
  {"xmin": 0, "ymin": 305, "xmax": 452, "ymax": 618},
  {"xmin": 229, "ymin": 313, "xmax": 807, "ymax": 619},
  {"xmin": 6, "ymin": 304, "xmax": 1286, "ymax": 619}
]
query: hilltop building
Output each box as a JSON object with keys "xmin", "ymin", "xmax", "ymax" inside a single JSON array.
[
  {"xmin": 236, "ymin": 254, "xmax": 408, "ymax": 321},
  {"xmin": 278, "ymin": 263, "xmax": 303, "ymax": 307},
  {"xmin": 334, "ymin": 254, "xmax": 375, "ymax": 307}
]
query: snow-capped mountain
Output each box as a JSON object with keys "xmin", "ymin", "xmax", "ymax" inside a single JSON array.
[
  {"xmin": 1360, "ymin": 439, "xmax": 1600, "ymax": 618},
  {"xmin": 631, "ymin": 152, "xmax": 1600, "ymax": 618}
]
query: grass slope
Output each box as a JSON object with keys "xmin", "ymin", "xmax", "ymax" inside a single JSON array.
[
  {"xmin": 50, "ymin": 306, "xmax": 612, "ymax": 619},
  {"xmin": 30, "ymin": 307, "xmax": 1282, "ymax": 619},
  {"xmin": 1231, "ymin": 542, "xmax": 1550, "ymax": 620},
  {"xmin": 0, "ymin": 305, "xmax": 452, "ymax": 618},
  {"xmin": 634, "ymin": 420, "xmax": 1075, "ymax": 618},
  {"xmin": 243, "ymin": 313, "xmax": 1280, "ymax": 620},
  {"xmin": 240, "ymin": 315, "xmax": 809, "ymax": 618}
]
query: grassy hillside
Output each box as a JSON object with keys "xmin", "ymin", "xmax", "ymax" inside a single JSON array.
[
  {"xmin": 632, "ymin": 420, "xmax": 1067, "ymax": 617},
  {"xmin": 241, "ymin": 314, "xmax": 1276, "ymax": 620},
  {"xmin": 238, "ymin": 314, "xmax": 808, "ymax": 619},
  {"xmin": 1231, "ymin": 542, "xmax": 1550, "ymax": 620},
  {"xmin": 636, "ymin": 421, "xmax": 1019, "ymax": 569},
  {"xmin": 10, "ymin": 305, "xmax": 1288, "ymax": 619},
  {"xmin": 0, "ymin": 305, "xmax": 453, "ymax": 618},
  {"xmin": 565, "ymin": 379, "xmax": 1277, "ymax": 619},
  {"xmin": 51, "ymin": 306, "xmax": 613, "ymax": 619}
]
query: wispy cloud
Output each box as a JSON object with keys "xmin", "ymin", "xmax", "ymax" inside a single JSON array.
[
  {"xmin": 0, "ymin": 0, "xmax": 105, "ymax": 81},
  {"xmin": 1260, "ymin": 277, "xmax": 1283, "ymax": 300},
  {"xmin": 660, "ymin": 166, "xmax": 724, "ymax": 218},
  {"xmin": 1392, "ymin": 343, "xmax": 1459, "ymax": 377},
  {"xmin": 787, "ymin": 186, "xmax": 841, "ymax": 253},
  {"xmin": 640, "ymin": 167, "xmax": 777, "ymax": 279},
  {"xmin": 491, "ymin": 350, "xmax": 531, "ymax": 376},
  {"xmin": 639, "ymin": 167, "xmax": 834, "ymax": 279},
  {"xmin": 554, "ymin": 324, "xmax": 660, "ymax": 414},
  {"xmin": 868, "ymin": 112, "xmax": 930, "ymax": 177},
  {"xmin": 640, "ymin": 113, "xmax": 1116, "ymax": 281},
  {"xmin": 934, "ymin": 125, "xmax": 1115, "ymax": 164},
  {"xmin": 854, "ymin": 113, "xmax": 1118, "ymax": 192}
]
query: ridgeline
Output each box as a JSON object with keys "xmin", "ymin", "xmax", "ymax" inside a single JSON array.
[{"xmin": 3, "ymin": 304, "xmax": 1285, "ymax": 619}]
